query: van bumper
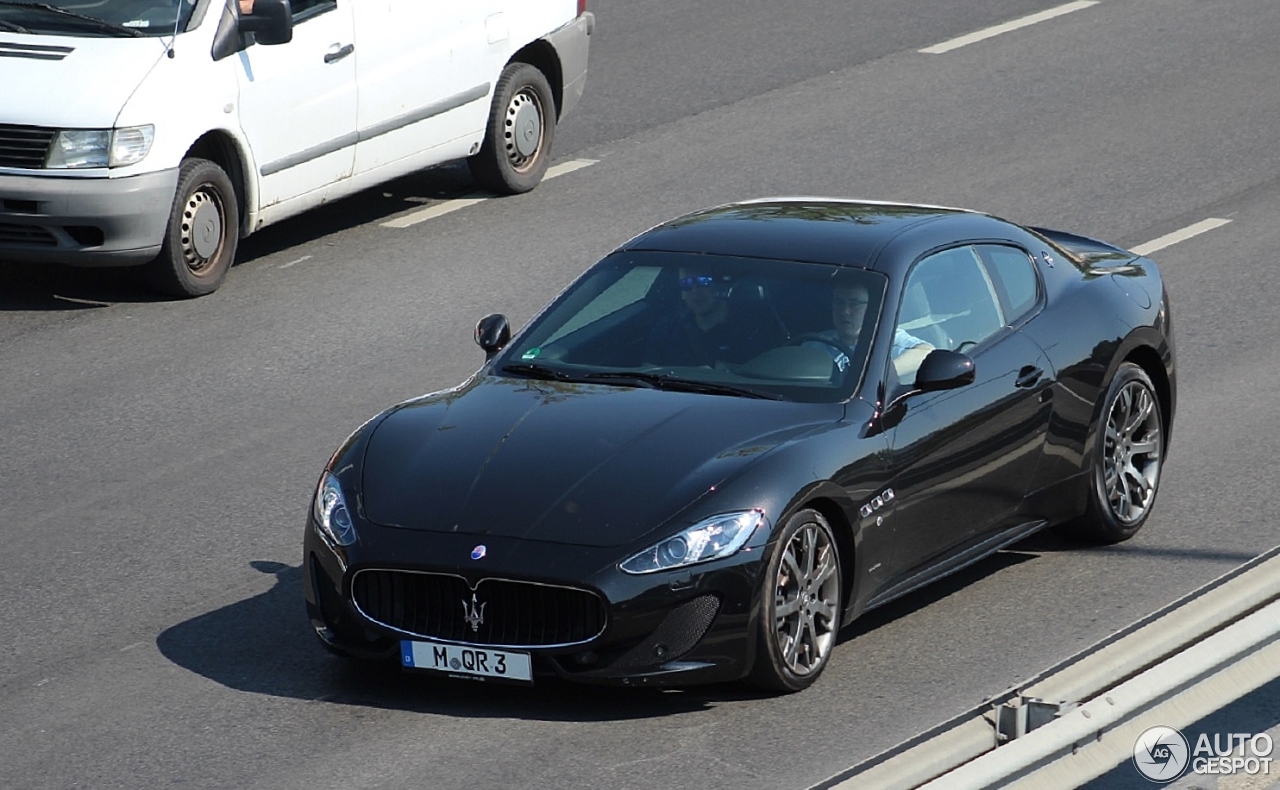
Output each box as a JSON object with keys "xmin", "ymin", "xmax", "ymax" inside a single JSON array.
[
  {"xmin": 546, "ymin": 12, "xmax": 594, "ymax": 121},
  {"xmin": 0, "ymin": 168, "xmax": 178, "ymax": 267}
]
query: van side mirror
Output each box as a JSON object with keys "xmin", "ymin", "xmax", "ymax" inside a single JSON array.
[
  {"xmin": 239, "ymin": 0, "xmax": 292, "ymax": 45},
  {"xmin": 475, "ymin": 314, "xmax": 511, "ymax": 359}
]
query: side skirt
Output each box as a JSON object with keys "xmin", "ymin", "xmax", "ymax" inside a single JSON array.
[{"xmin": 862, "ymin": 519, "xmax": 1049, "ymax": 612}]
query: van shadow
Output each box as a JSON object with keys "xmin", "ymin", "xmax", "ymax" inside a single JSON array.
[
  {"xmin": 155, "ymin": 561, "xmax": 748, "ymax": 723},
  {"xmin": 0, "ymin": 162, "xmax": 479, "ymax": 310}
]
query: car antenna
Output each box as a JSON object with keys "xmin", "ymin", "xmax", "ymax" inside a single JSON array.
[{"xmin": 166, "ymin": 0, "xmax": 186, "ymax": 57}]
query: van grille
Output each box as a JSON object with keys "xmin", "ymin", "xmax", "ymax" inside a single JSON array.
[
  {"xmin": 0, "ymin": 222, "xmax": 57, "ymax": 246},
  {"xmin": 0, "ymin": 125, "xmax": 56, "ymax": 169},
  {"xmin": 351, "ymin": 569, "xmax": 608, "ymax": 649}
]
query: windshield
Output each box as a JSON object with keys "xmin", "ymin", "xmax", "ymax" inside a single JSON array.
[
  {"xmin": 499, "ymin": 251, "xmax": 888, "ymax": 403},
  {"xmin": 0, "ymin": 0, "xmax": 201, "ymax": 37}
]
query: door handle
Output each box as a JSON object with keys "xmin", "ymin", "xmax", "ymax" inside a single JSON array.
[
  {"xmin": 1015, "ymin": 366, "xmax": 1043, "ymax": 388},
  {"xmin": 324, "ymin": 43, "xmax": 354, "ymax": 64}
]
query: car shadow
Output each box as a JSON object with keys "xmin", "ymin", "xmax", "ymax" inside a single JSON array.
[
  {"xmin": 838, "ymin": 548, "xmax": 1041, "ymax": 643},
  {"xmin": 0, "ymin": 161, "xmax": 480, "ymax": 311},
  {"xmin": 155, "ymin": 561, "xmax": 766, "ymax": 723}
]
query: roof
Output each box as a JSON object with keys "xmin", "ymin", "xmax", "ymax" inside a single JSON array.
[{"xmin": 620, "ymin": 198, "xmax": 975, "ymax": 268}]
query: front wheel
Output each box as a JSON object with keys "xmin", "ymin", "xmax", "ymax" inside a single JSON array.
[
  {"xmin": 147, "ymin": 158, "xmax": 239, "ymax": 298},
  {"xmin": 468, "ymin": 62, "xmax": 556, "ymax": 195},
  {"xmin": 1058, "ymin": 362, "xmax": 1164, "ymax": 543},
  {"xmin": 749, "ymin": 509, "xmax": 842, "ymax": 692}
]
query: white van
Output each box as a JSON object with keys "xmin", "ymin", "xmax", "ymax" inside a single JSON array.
[{"xmin": 0, "ymin": 0, "xmax": 594, "ymax": 296}]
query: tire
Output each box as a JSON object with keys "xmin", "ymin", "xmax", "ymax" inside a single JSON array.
[
  {"xmin": 1059, "ymin": 362, "xmax": 1165, "ymax": 543},
  {"xmin": 468, "ymin": 62, "xmax": 556, "ymax": 195},
  {"xmin": 749, "ymin": 508, "xmax": 843, "ymax": 692},
  {"xmin": 147, "ymin": 158, "xmax": 239, "ymax": 298}
]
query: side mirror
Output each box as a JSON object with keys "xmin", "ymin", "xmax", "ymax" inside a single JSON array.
[
  {"xmin": 881, "ymin": 349, "xmax": 976, "ymax": 422},
  {"xmin": 913, "ymin": 349, "xmax": 976, "ymax": 392},
  {"xmin": 239, "ymin": 0, "xmax": 293, "ymax": 45},
  {"xmin": 474, "ymin": 313, "xmax": 511, "ymax": 359}
]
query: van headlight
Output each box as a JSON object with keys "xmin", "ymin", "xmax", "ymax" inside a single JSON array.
[
  {"xmin": 619, "ymin": 510, "xmax": 764, "ymax": 574},
  {"xmin": 45, "ymin": 125, "xmax": 154, "ymax": 169}
]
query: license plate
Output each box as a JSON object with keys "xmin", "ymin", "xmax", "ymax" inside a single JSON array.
[{"xmin": 401, "ymin": 639, "xmax": 533, "ymax": 683}]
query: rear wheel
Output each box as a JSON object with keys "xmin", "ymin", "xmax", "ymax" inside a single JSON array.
[
  {"xmin": 147, "ymin": 158, "xmax": 238, "ymax": 298},
  {"xmin": 1059, "ymin": 362, "xmax": 1164, "ymax": 543},
  {"xmin": 749, "ymin": 509, "xmax": 842, "ymax": 692},
  {"xmin": 468, "ymin": 62, "xmax": 556, "ymax": 194}
]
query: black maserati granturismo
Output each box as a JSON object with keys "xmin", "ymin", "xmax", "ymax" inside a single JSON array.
[{"xmin": 304, "ymin": 198, "xmax": 1175, "ymax": 692}]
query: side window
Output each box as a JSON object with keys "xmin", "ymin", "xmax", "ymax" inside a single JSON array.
[
  {"xmin": 897, "ymin": 246, "xmax": 1004, "ymax": 369},
  {"xmin": 290, "ymin": 0, "xmax": 334, "ymax": 20},
  {"xmin": 977, "ymin": 244, "xmax": 1040, "ymax": 324}
]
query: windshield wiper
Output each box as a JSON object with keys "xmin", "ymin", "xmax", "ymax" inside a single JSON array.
[
  {"xmin": 500, "ymin": 363, "xmax": 576, "ymax": 381},
  {"xmin": 0, "ymin": 2, "xmax": 145, "ymax": 36},
  {"xmin": 0, "ymin": 18, "xmax": 30, "ymax": 31},
  {"xmin": 502, "ymin": 364, "xmax": 780, "ymax": 400},
  {"xmin": 579, "ymin": 371, "xmax": 782, "ymax": 400}
]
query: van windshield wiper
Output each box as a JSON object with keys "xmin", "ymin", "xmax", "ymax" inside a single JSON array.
[
  {"xmin": 0, "ymin": 18, "xmax": 31, "ymax": 32},
  {"xmin": 0, "ymin": 2, "xmax": 145, "ymax": 36}
]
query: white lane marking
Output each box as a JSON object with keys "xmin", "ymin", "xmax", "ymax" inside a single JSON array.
[
  {"xmin": 1131, "ymin": 218, "xmax": 1232, "ymax": 256},
  {"xmin": 919, "ymin": 1, "xmax": 1098, "ymax": 54},
  {"xmin": 279, "ymin": 255, "xmax": 313, "ymax": 269},
  {"xmin": 381, "ymin": 158, "xmax": 598, "ymax": 229}
]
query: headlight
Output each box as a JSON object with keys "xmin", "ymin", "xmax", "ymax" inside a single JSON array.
[
  {"xmin": 313, "ymin": 471, "xmax": 357, "ymax": 547},
  {"xmin": 619, "ymin": 510, "xmax": 764, "ymax": 574},
  {"xmin": 45, "ymin": 125, "xmax": 154, "ymax": 169}
]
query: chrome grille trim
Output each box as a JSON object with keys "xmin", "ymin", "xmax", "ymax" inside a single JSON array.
[{"xmin": 350, "ymin": 568, "xmax": 608, "ymax": 649}]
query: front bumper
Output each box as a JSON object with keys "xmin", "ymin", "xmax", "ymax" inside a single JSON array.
[
  {"xmin": 303, "ymin": 515, "xmax": 766, "ymax": 687},
  {"xmin": 0, "ymin": 168, "xmax": 177, "ymax": 266}
]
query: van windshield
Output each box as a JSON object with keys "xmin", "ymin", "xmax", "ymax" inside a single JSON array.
[{"xmin": 0, "ymin": 0, "xmax": 197, "ymax": 37}]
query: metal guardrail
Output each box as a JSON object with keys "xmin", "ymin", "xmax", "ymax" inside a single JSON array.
[{"xmin": 813, "ymin": 544, "xmax": 1280, "ymax": 790}]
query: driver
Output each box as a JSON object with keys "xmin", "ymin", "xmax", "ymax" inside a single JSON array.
[{"xmin": 808, "ymin": 283, "xmax": 933, "ymax": 380}]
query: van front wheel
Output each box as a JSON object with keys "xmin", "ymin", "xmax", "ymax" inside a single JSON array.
[
  {"xmin": 148, "ymin": 158, "xmax": 239, "ymax": 298},
  {"xmin": 468, "ymin": 62, "xmax": 556, "ymax": 195}
]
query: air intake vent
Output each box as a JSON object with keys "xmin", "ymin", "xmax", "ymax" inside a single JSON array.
[
  {"xmin": 0, "ymin": 41, "xmax": 73, "ymax": 61},
  {"xmin": 0, "ymin": 124, "xmax": 56, "ymax": 169}
]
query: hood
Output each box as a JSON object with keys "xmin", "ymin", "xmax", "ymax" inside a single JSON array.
[
  {"xmin": 360, "ymin": 376, "xmax": 838, "ymax": 548},
  {"xmin": 0, "ymin": 35, "xmax": 169, "ymax": 127}
]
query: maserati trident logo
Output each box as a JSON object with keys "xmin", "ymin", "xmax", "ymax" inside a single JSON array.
[{"xmin": 462, "ymin": 593, "xmax": 486, "ymax": 633}]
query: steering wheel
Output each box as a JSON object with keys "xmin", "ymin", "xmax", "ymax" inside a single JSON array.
[{"xmin": 785, "ymin": 333, "xmax": 858, "ymax": 376}]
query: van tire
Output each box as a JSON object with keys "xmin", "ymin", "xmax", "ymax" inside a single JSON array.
[
  {"xmin": 468, "ymin": 62, "xmax": 556, "ymax": 194},
  {"xmin": 148, "ymin": 158, "xmax": 239, "ymax": 298}
]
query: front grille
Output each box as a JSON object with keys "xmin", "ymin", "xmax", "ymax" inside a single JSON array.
[
  {"xmin": 0, "ymin": 222, "xmax": 56, "ymax": 246},
  {"xmin": 351, "ymin": 569, "xmax": 608, "ymax": 648},
  {"xmin": 0, "ymin": 124, "xmax": 56, "ymax": 169}
]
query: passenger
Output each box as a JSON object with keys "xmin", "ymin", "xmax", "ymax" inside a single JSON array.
[
  {"xmin": 644, "ymin": 270, "xmax": 775, "ymax": 367},
  {"xmin": 239, "ymin": 0, "xmax": 254, "ymax": 13}
]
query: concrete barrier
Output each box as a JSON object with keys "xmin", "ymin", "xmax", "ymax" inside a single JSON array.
[{"xmin": 815, "ymin": 545, "xmax": 1280, "ymax": 790}]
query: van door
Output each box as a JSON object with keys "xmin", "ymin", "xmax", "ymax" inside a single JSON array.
[
  {"xmin": 350, "ymin": 1, "xmax": 492, "ymax": 175},
  {"xmin": 235, "ymin": 0, "xmax": 357, "ymax": 210}
]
